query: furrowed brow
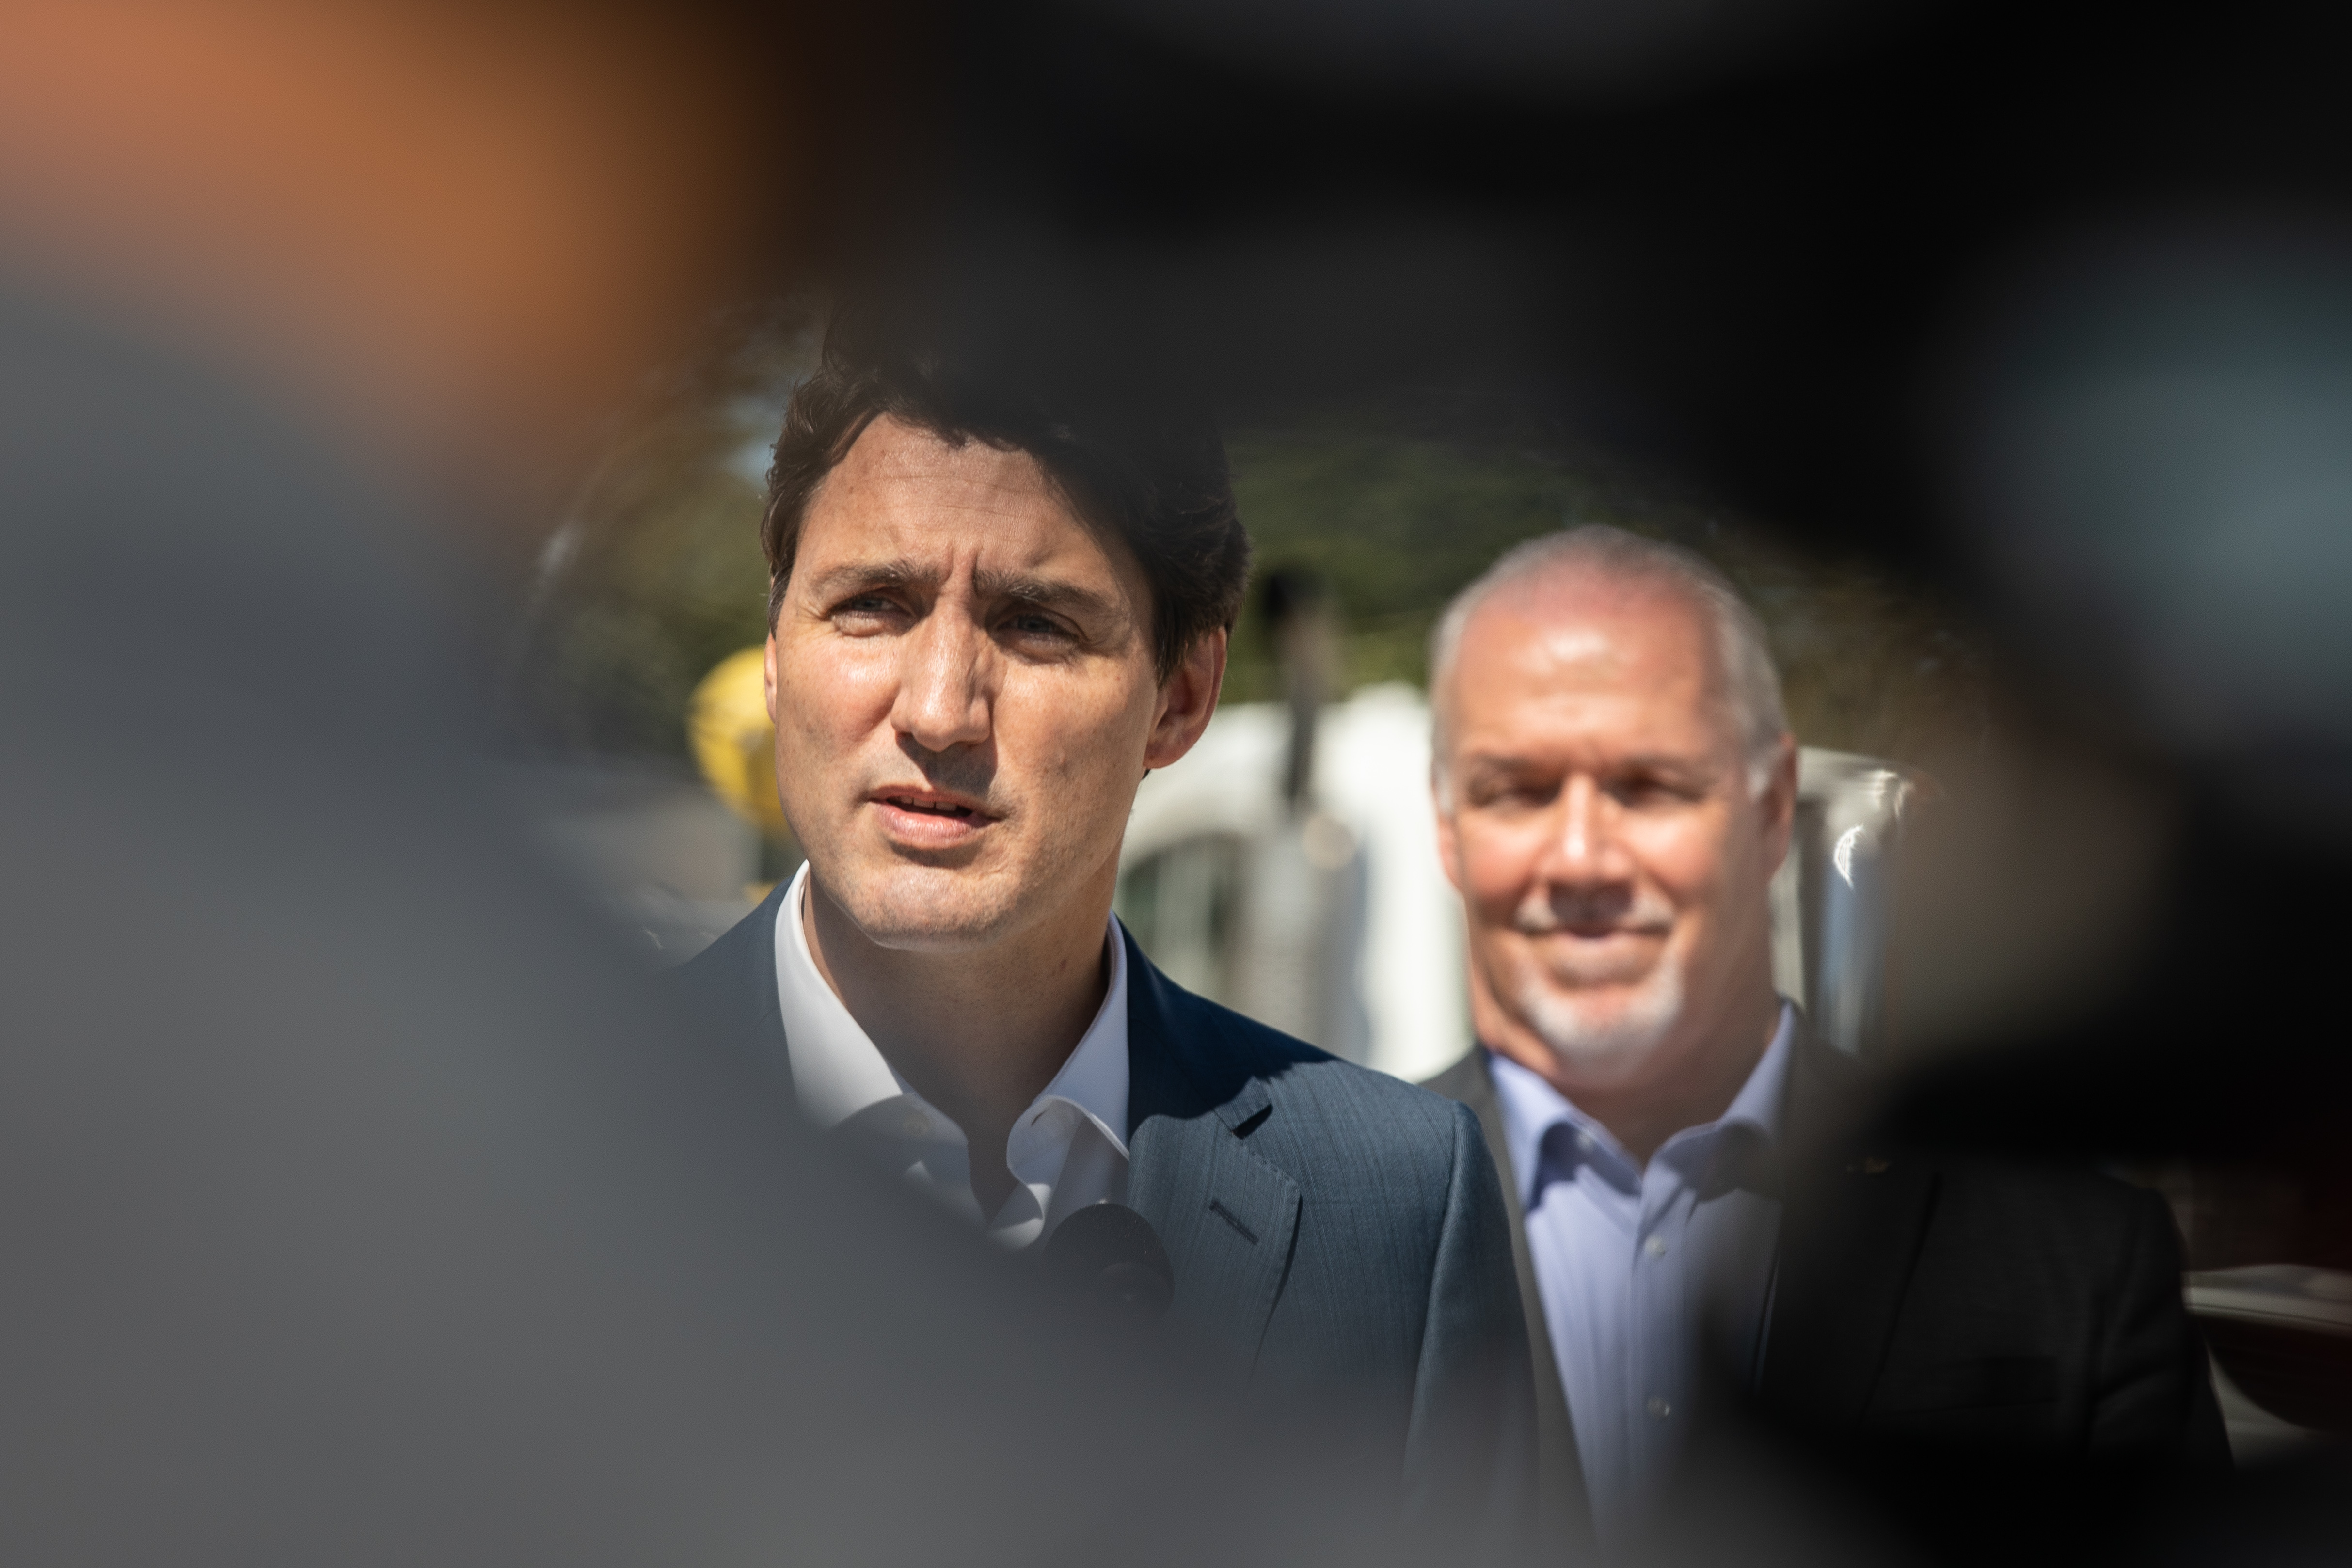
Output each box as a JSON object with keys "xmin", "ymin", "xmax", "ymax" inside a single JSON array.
[
  {"xmin": 801, "ymin": 559, "xmax": 933, "ymax": 600},
  {"xmin": 971, "ymin": 567, "xmax": 1122, "ymax": 622}
]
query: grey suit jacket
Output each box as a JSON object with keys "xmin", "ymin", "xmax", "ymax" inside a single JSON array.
[
  {"xmin": 678, "ymin": 882, "xmax": 1537, "ymax": 1529},
  {"xmin": 1429, "ymin": 1027, "xmax": 2227, "ymax": 1555}
]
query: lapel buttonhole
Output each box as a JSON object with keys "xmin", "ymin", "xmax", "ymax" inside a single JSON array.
[{"xmin": 1208, "ymin": 1198, "xmax": 1259, "ymax": 1245}]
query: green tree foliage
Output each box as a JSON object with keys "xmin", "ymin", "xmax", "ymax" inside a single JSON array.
[
  {"xmin": 1225, "ymin": 430, "xmax": 1593, "ymax": 699},
  {"xmin": 504, "ymin": 306, "xmax": 810, "ymax": 759},
  {"xmin": 1228, "ymin": 424, "xmax": 1987, "ymax": 770},
  {"xmin": 511, "ymin": 458, "xmax": 771, "ymax": 758}
]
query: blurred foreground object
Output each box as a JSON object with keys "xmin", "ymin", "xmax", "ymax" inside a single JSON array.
[
  {"xmin": 489, "ymin": 757, "xmax": 771, "ymax": 961},
  {"xmin": 0, "ymin": 0, "xmax": 796, "ymax": 486},
  {"xmin": 1948, "ymin": 218, "xmax": 2352, "ymax": 767}
]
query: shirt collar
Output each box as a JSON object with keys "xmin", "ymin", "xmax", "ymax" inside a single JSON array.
[
  {"xmin": 1485, "ymin": 999, "xmax": 1798, "ymax": 1209},
  {"xmin": 1718, "ymin": 999, "xmax": 1796, "ymax": 1146},
  {"xmin": 770, "ymin": 863, "xmax": 1130, "ymax": 1156},
  {"xmin": 1019, "ymin": 936, "xmax": 1131, "ymax": 1160}
]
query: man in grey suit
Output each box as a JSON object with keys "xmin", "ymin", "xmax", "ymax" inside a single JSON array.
[
  {"xmin": 1421, "ymin": 527, "xmax": 2224, "ymax": 1553},
  {"xmin": 678, "ymin": 308, "xmax": 1532, "ymax": 1528}
]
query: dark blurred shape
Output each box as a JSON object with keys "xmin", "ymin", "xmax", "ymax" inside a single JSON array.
[
  {"xmin": 1883, "ymin": 214, "xmax": 2352, "ymax": 1503},
  {"xmin": 1628, "ymin": 1394, "xmax": 1920, "ymax": 1568},
  {"xmin": 1258, "ymin": 565, "xmax": 1335, "ymax": 808},
  {"xmin": 1943, "ymin": 214, "xmax": 2352, "ymax": 774},
  {"xmin": 1096, "ymin": 0, "xmax": 1913, "ymax": 104},
  {"xmin": 1042, "ymin": 1204, "xmax": 1176, "ymax": 1326},
  {"xmin": 1226, "ymin": 565, "xmax": 1368, "ymax": 1057},
  {"xmin": 2149, "ymin": 1449, "xmax": 2352, "ymax": 1568}
]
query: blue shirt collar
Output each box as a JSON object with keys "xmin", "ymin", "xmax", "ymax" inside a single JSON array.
[{"xmin": 1487, "ymin": 1000, "xmax": 1798, "ymax": 1209}]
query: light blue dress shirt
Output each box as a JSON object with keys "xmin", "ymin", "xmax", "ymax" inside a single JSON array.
[{"xmin": 1488, "ymin": 1003, "xmax": 1796, "ymax": 1538}]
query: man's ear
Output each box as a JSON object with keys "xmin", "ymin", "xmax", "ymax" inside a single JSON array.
[
  {"xmin": 1144, "ymin": 627, "xmax": 1227, "ymax": 770},
  {"xmin": 763, "ymin": 630, "xmax": 781, "ymax": 724}
]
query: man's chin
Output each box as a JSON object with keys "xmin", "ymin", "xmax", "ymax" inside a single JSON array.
[
  {"xmin": 824, "ymin": 867, "xmax": 1022, "ymax": 954},
  {"xmin": 1537, "ymin": 1033, "xmax": 1670, "ymax": 1090},
  {"xmin": 1510, "ymin": 972, "xmax": 1686, "ymax": 1085}
]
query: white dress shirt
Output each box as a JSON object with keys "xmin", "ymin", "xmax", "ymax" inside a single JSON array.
[
  {"xmin": 771, "ymin": 864, "xmax": 1130, "ymax": 1250},
  {"xmin": 1489, "ymin": 1002, "xmax": 1796, "ymax": 1539}
]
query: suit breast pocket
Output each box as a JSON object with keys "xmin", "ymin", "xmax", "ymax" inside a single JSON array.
[{"xmin": 1869, "ymin": 1356, "xmax": 2062, "ymax": 1441}]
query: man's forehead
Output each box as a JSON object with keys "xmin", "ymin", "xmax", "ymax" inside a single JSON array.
[
  {"xmin": 823, "ymin": 416, "xmax": 1061, "ymax": 521},
  {"xmin": 1446, "ymin": 574, "xmax": 1732, "ymax": 752},
  {"xmin": 804, "ymin": 418, "xmax": 1112, "ymax": 572},
  {"xmin": 1461, "ymin": 575, "xmax": 1716, "ymax": 687}
]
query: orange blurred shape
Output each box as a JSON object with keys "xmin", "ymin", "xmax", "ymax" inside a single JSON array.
[{"xmin": 0, "ymin": 0, "xmax": 780, "ymax": 480}]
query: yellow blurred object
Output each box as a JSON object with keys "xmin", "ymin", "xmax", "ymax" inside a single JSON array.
[{"xmin": 687, "ymin": 646, "xmax": 792, "ymax": 841}]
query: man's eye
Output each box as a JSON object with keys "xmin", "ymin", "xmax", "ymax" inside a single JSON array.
[
  {"xmin": 1002, "ymin": 612, "xmax": 1072, "ymax": 641},
  {"xmin": 828, "ymin": 594, "xmax": 905, "ymax": 631},
  {"xmin": 1472, "ymin": 778, "xmax": 1555, "ymax": 810},
  {"xmin": 1614, "ymin": 777, "xmax": 1695, "ymax": 807}
]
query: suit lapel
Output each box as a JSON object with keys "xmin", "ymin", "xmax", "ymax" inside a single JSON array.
[
  {"xmin": 1757, "ymin": 1027, "xmax": 1938, "ymax": 1424},
  {"xmin": 1426, "ymin": 1049, "xmax": 1591, "ymax": 1554},
  {"xmin": 1121, "ymin": 937, "xmax": 1300, "ymax": 1380}
]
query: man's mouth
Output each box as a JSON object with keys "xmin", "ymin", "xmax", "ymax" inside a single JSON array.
[
  {"xmin": 882, "ymin": 794, "xmax": 974, "ymax": 819},
  {"xmin": 869, "ymin": 783, "xmax": 994, "ymax": 829}
]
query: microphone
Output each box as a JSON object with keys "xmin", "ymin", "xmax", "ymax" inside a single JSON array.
[{"xmin": 1041, "ymin": 1203, "xmax": 1174, "ymax": 1326}]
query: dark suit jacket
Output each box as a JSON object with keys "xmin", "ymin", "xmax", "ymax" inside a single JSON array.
[
  {"xmin": 680, "ymin": 882, "xmax": 1536, "ymax": 1527},
  {"xmin": 1427, "ymin": 1025, "xmax": 2227, "ymax": 1553}
]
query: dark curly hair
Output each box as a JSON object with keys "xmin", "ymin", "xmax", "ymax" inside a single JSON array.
[{"xmin": 760, "ymin": 305, "xmax": 1250, "ymax": 681}]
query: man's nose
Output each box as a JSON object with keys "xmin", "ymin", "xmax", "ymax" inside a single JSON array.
[
  {"xmin": 890, "ymin": 608, "xmax": 993, "ymax": 752},
  {"xmin": 1543, "ymin": 775, "xmax": 1625, "ymax": 882}
]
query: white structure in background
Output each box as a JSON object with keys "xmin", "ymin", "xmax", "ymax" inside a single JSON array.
[
  {"xmin": 1119, "ymin": 686, "xmax": 1468, "ymax": 1083},
  {"xmin": 1772, "ymin": 748, "xmax": 1933, "ymax": 1057}
]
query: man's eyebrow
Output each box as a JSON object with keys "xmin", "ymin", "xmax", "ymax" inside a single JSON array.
[
  {"xmin": 799, "ymin": 559, "xmax": 1127, "ymax": 623},
  {"xmin": 1609, "ymin": 752, "xmax": 1718, "ymax": 778},
  {"xmin": 970, "ymin": 566, "xmax": 1122, "ymax": 621},
  {"xmin": 801, "ymin": 558, "xmax": 932, "ymax": 600},
  {"xmin": 1459, "ymin": 750, "xmax": 1717, "ymax": 778}
]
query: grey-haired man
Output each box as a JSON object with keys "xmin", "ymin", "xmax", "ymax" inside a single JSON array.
[{"xmin": 1421, "ymin": 526, "xmax": 2225, "ymax": 1552}]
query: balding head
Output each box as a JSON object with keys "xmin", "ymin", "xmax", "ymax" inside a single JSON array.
[{"xmin": 1430, "ymin": 526, "xmax": 1787, "ymax": 807}]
